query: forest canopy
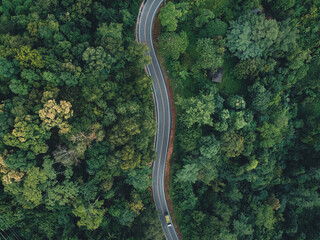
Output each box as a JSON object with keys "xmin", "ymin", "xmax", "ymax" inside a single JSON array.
[
  {"xmin": 0, "ymin": 0, "xmax": 163, "ymax": 239},
  {"xmin": 1, "ymin": 0, "xmax": 320, "ymax": 239},
  {"xmin": 158, "ymin": 0, "xmax": 320, "ymax": 239}
]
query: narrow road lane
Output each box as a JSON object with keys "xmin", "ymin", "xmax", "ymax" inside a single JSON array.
[{"xmin": 137, "ymin": 1, "xmax": 180, "ymax": 239}]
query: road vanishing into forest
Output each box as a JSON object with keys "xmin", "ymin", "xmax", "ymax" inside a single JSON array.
[{"xmin": 137, "ymin": 0, "xmax": 180, "ymax": 239}]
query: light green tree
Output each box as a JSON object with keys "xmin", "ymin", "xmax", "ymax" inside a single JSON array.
[
  {"xmin": 96, "ymin": 22, "xmax": 124, "ymax": 58},
  {"xmin": 199, "ymin": 135, "xmax": 220, "ymax": 159},
  {"xmin": 197, "ymin": 156, "xmax": 220, "ymax": 184},
  {"xmin": 22, "ymin": 167, "xmax": 48, "ymax": 208},
  {"xmin": 158, "ymin": 2, "xmax": 182, "ymax": 32},
  {"xmin": 227, "ymin": 13, "xmax": 279, "ymax": 60},
  {"xmin": 119, "ymin": 143, "xmax": 141, "ymax": 170},
  {"xmin": 248, "ymin": 82, "xmax": 272, "ymax": 113},
  {"xmin": 255, "ymin": 205, "xmax": 276, "ymax": 230},
  {"xmin": 176, "ymin": 163, "xmax": 201, "ymax": 183},
  {"xmin": 72, "ymin": 0, "xmax": 92, "ymax": 16},
  {"xmin": 9, "ymin": 79, "xmax": 29, "ymax": 95},
  {"xmin": 0, "ymin": 58, "xmax": 16, "ymax": 78},
  {"xmin": 82, "ymin": 46, "xmax": 108, "ymax": 72},
  {"xmin": 177, "ymin": 91, "xmax": 215, "ymax": 128},
  {"xmin": 126, "ymin": 166, "xmax": 152, "ymax": 191},
  {"xmin": 186, "ymin": 0, "xmax": 206, "ymax": 7},
  {"xmin": 14, "ymin": 46, "xmax": 44, "ymax": 69},
  {"xmin": 3, "ymin": 115, "xmax": 51, "ymax": 155},
  {"xmin": 42, "ymin": 71, "xmax": 60, "ymax": 86},
  {"xmin": 196, "ymin": 38, "xmax": 225, "ymax": 71},
  {"xmin": 73, "ymin": 199, "xmax": 106, "ymax": 230},
  {"xmin": 194, "ymin": 9, "xmax": 215, "ymax": 28},
  {"xmin": 230, "ymin": 111, "xmax": 248, "ymax": 130},
  {"xmin": 159, "ymin": 31, "xmax": 188, "ymax": 60},
  {"xmin": 125, "ymin": 42, "xmax": 151, "ymax": 69},
  {"xmin": 258, "ymin": 122, "xmax": 284, "ymax": 149},
  {"xmin": 4, "ymin": 150, "xmax": 36, "ymax": 171},
  {"xmin": 46, "ymin": 181, "xmax": 79, "ymax": 207}
]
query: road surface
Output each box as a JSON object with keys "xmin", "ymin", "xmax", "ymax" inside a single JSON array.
[{"xmin": 137, "ymin": 1, "xmax": 180, "ymax": 239}]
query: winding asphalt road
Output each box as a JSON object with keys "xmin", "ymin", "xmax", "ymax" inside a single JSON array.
[{"xmin": 137, "ymin": 1, "xmax": 179, "ymax": 239}]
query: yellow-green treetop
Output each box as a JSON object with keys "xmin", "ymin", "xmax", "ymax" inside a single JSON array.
[
  {"xmin": 15, "ymin": 45, "xmax": 44, "ymax": 69},
  {"xmin": 0, "ymin": 152, "xmax": 25, "ymax": 185},
  {"xmin": 3, "ymin": 115, "xmax": 51, "ymax": 155},
  {"xmin": 39, "ymin": 99, "xmax": 73, "ymax": 134}
]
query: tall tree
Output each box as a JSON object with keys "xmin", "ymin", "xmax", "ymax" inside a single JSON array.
[
  {"xmin": 158, "ymin": 2, "xmax": 183, "ymax": 32},
  {"xmin": 227, "ymin": 13, "xmax": 280, "ymax": 60}
]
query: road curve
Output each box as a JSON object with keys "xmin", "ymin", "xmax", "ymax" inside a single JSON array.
[{"xmin": 137, "ymin": 1, "xmax": 179, "ymax": 239}]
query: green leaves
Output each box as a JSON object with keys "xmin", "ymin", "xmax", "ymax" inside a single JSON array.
[
  {"xmin": 204, "ymin": 19, "xmax": 228, "ymax": 37},
  {"xmin": 126, "ymin": 42, "xmax": 151, "ymax": 69},
  {"xmin": 9, "ymin": 79, "xmax": 29, "ymax": 95},
  {"xmin": 248, "ymin": 82, "xmax": 272, "ymax": 113},
  {"xmin": 227, "ymin": 95, "xmax": 246, "ymax": 110},
  {"xmin": 194, "ymin": 9, "xmax": 215, "ymax": 28},
  {"xmin": 195, "ymin": 38, "xmax": 225, "ymax": 71},
  {"xmin": 72, "ymin": 199, "xmax": 106, "ymax": 230},
  {"xmin": 158, "ymin": 2, "xmax": 183, "ymax": 32},
  {"xmin": 220, "ymin": 130, "xmax": 244, "ymax": 158},
  {"xmin": 176, "ymin": 183, "xmax": 198, "ymax": 211},
  {"xmin": 0, "ymin": 0, "xmax": 157, "ymax": 238},
  {"xmin": 175, "ymin": 163, "xmax": 200, "ymax": 183},
  {"xmin": 22, "ymin": 167, "xmax": 48, "ymax": 208},
  {"xmin": 86, "ymin": 141, "xmax": 109, "ymax": 175},
  {"xmin": 177, "ymin": 91, "xmax": 215, "ymax": 128},
  {"xmin": 199, "ymin": 135, "xmax": 220, "ymax": 159},
  {"xmin": 230, "ymin": 111, "xmax": 248, "ymax": 130},
  {"xmin": 227, "ymin": 13, "xmax": 280, "ymax": 60},
  {"xmin": 43, "ymin": 71, "xmax": 60, "ymax": 86},
  {"xmin": 233, "ymin": 214, "xmax": 253, "ymax": 237},
  {"xmin": 46, "ymin": 181, "xmax": 79, "ymax": 207},
  {"xmin": 0, "ymin": 105, "xmax": 13, "ymax": 138},
  {"xmin": 20, "ymin": 69, "xmax": 41, "ymax": 84},
  {"xmin": 159, "ymin": 1, "xmax": 320, "ymax": 240},
  {"xmin": 82, "ymin": 46, "xmax": 108, "ymax": 72},
  {"xmin": 159, "ymin": 31, "xmax": 188, "ymax": 60},
  {"xmin": 3, "ymin": 115, "xmax": 51, "ymax": 155},
  {"xmin": 96, "ymin": 22, "xmax": 123, "ymax": 58},
  {"xmin": 60, "ymin": 72, "xmax": 78, "ymax": 86},
  {"xmin": 0, "ymin": 58, "xmax": 17, "ymax": 78},
  {"xmin": 38, "ymin": 99, "xmax": 73, "ymax": 134},
  {"xmin": 257, "ymin": 107, "xmax": 290, "ymax": 149},
  {"xmin": 126, "ymin": 166, "xmax": 152, "ymax": 191},
  {"xmin": 15, "ymin": 46, "xmax": 45, "ymax": 69},
  {"xmin": 255, "ymin": 205, "xmax": 276, "ymax": 230},
  {"xmin": 4, "ymin": 150, "xmax": 36, "ymax": 171}
]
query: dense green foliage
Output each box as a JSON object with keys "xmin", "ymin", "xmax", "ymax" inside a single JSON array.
[
  {"xmin": 158, "ymin": 0, "xmax": 320, "ymax": 239},
  {"xmin": 0, "ymin": 0, "xmax": 163, "ymax": 239}
]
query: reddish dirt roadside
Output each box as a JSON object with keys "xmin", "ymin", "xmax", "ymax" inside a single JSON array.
[{"xmin": 152, "ymin": 6, "xmax": 183, "ymax": 240}]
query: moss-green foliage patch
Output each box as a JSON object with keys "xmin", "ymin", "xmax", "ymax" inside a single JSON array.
[{"xmin": 218, "ymin": 55, "xmax": 244, "ymax": 95}]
